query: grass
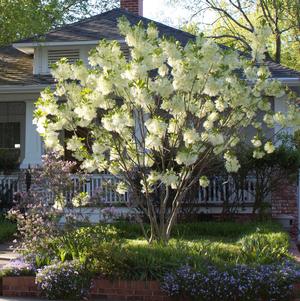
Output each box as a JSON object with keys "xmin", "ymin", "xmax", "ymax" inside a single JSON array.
[{"xmin": 0, "ymin": 214, "xmax": 17, "ymax": 243}]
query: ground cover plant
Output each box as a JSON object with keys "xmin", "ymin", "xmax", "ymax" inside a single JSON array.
[
  {"xmin": 36, "ymin": 260, "xmax": 91, "ymax": 300},
  {"xmin": 0, "ymin": 214, "xmax": 16, "ymax": 243}
]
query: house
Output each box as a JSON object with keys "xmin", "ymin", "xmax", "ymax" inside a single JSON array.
[
  {"xmin": 0, "ymin": 0, "xmax": 299, "ymax": 171},
  {"xmin": 0, "ymin": 0, "xmax": 299, "ymax": 233}
]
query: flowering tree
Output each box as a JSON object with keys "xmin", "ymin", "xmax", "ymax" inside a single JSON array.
[{"xmin": 34, "ymin": 17, "xmax": 299, "ymax": 243}]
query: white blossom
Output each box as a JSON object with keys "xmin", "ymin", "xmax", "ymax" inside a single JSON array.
[
  {"xmin": 199, "ymin": 176, "xmax": 210, "ymax": 188},
  {"xmin": 264, "ymin": 141, "xmax": 275, "ymax": 154}
]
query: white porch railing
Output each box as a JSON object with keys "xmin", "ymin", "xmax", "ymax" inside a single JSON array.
[
  {"xmin": 198, "ymin": 176, "xmax": 257, "ymax": 204},
  {"xmin": 69, "ymin": 174, "xmax": 127, "ymax": 204},
  {"xmin": 0, "ymin": 175, "xmax": 20, "ymax": 194},
  {"xmin": 0, "ymin": 173, "xmax": 257, "ymax": 205},
  {"xmin": 63, "ymin": 174, "xmax": 257, "ymax": 205}
]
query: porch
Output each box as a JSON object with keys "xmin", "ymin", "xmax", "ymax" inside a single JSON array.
[{"xmin": 0, "ymin": 98, "xmax": 43, "ymax": 173}]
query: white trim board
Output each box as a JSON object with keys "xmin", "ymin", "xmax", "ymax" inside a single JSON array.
[
  {"xmin": 13, "ymin": 39, "xmax": 125, "ymax": 54},
  {"xmin": 0, "ymin": 85, "xmax": 51, "ymax": 93}
]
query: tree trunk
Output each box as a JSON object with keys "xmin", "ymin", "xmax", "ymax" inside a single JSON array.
[{"xmin": 275, "ymin": 33, "xmax": 281, "ymax": 64}]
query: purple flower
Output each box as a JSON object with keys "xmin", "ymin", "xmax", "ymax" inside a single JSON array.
[{"xmin": 2, "ymin": 257, "xmax": 35, "ymax": 276}]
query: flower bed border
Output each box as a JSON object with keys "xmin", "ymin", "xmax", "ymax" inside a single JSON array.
[
  {"xmin": 1, "ymin": 276, "xmax": 300, "ymax": 300},
  {"xmin": 0, "ymin": 276, "xmax": 174, "ymax": 300}
]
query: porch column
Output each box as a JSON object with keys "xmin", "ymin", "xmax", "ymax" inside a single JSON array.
[{"xmin": 20, "ymin": 101, "xmax": 42, "ymax": 168}]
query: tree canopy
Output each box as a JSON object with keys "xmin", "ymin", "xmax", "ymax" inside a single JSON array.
[
  {"xmin": 171, "ymin": 0, "xmax": 300, "ymax": 70},
  {"xmin": 0, "ymin": 0, "xmax": 118, "ymax": 46}
]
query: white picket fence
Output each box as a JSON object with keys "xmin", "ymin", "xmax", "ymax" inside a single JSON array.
[{"xmin": 0, "ymin": 173, "xmax": 257, "ymax": 205}]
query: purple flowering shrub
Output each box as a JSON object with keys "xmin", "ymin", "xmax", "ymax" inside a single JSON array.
[
  {"xmin": 7, "ymin": 153, "xmax": 76, "ymax": 254},
  {"xmin": 1, "ymin": 257, "xmax": 35, "ymax": 276},
  {"xmin": 35, "ymin": 260, "xmax": 91, "ymax": 300},
  {"xmin": 161, "ymin": 261, "xmax": 300, "ymax": 301}
]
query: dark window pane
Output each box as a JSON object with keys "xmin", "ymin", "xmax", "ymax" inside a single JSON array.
[{"xmin": 0, "ymin": 122, "xmax": 20, "ymax": 148}]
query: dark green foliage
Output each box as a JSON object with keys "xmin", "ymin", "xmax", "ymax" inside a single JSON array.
[
  {"xmin": 238, "ymin": 231, "xmax": 290, "ymax": 264},
  {"xmin": 0, "ymin": 215, "xmax": 17, "ymax": 243},
  {"xmin": 0, "ymin": 149, "xmax": 20, "ymax": 172},
  {"xmin": 171, "ymin": 220, "xmax": 285, "ymax": 238},
  {"xmin": 0, "ymin": 0, "xmax": 118, "ymax": 46}
]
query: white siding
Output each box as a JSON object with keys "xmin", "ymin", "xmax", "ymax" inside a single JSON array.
[{"xmin": 33, "ymin": 45, "xmax": 97, "ymax": 75}]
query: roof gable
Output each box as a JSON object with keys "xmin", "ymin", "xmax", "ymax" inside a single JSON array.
[
  {"xmin": 15, "ymin": 8, "xmax": 195, "ymax": 46},
  {"xmin": 1, "ymin": 8, "xmax": 299, "ymax": 86}
]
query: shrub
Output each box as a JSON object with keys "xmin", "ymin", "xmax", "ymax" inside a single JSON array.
[
  {"xmin": 48, "ymin": 224, "xmax": 120, "ymax": 264},
  {"xmin": 35, "ymin": 260, "xmax": 91, "ymax": 300},
  {"xmin": 161, "ymin": 261, "xmax": 300, "ymax": 301},
  {"xmin": 238, "ymin": 231, "xmax": 290, "ymax": 264}
]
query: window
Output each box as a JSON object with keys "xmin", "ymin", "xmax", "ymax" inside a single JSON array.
[
  {"xmin": 0, "ymin": 123, "xmax": 20, "ymax": 149},
  {"xmin": 48, "ymin": 49, "xmax": 80, "ymax": 68}
]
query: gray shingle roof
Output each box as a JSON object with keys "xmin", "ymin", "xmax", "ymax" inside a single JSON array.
[
  {"xmin": 16, "ymin": 8, "xmax": 195, "ymax": 45},
  {"xmin": 0, "ymin": 46, "xmax": 53, "ymax": 85},
  {"xmin": 0, "ymin": 8, "xmax": 299, "ymax": 86}
]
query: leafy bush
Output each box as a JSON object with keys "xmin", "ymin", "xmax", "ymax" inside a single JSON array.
[
  {"xmin": 0, "ymin": 215, "xmax": 16, "ymax": 243},
  {"xmin": 238, "ymin": 231, "xmax": 290, "ymax": 264},
  {"xmin": 45, "ymin": 224, "xmax": 120, "ymax": 264},
  {"xmin": 36, "ymin": 260, "xmax": 91, "ymax": 300},
  {"xmin": 161, "ymin": 261, "xmax": 300, "ymax": 301}
]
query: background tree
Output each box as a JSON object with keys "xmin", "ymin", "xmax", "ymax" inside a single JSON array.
[
  {"xmin": 34, "ymin": 18, "xmax": 299, "ymax": 244},
  {"xmin": 171, "ymin": 0, "xmax": 300, "ymax": 70},
  {"xmin": 0, "ymin": 0, "xmax": 118, "ymax": 46}
]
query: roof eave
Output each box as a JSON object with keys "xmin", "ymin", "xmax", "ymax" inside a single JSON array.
[
  {"xmin": 274, "ymin": 77, "xmax": 300, "ymax": 86},
  {"xmin": 12, "ymin": 40, "xmax": 109, "ymax": 54},
  {"xmin": 0, "ymin": 84, "xmax": 53, "ymax": 93}
]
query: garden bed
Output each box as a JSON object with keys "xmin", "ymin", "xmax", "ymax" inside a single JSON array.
[{"xmin": 2, "ymin": 220, "xmax": 300, "ymax": 300}]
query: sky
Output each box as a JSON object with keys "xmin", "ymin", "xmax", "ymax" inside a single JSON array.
[
  {"xmin": 143, "ymin": 0, "xmax": 193, "ymax": 28},
  {"xmin": 143, "ymin": 0, "xmax": 217, "ymax": 32}
]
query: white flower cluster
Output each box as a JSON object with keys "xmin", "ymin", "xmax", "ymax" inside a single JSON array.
[
  {"xmin": 34, "ymin": 16, "xmax": 299, "ymax": 203},
  {"xmin": 224, "ymin": 152, "xmax": 241, "ymax": 173}
]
